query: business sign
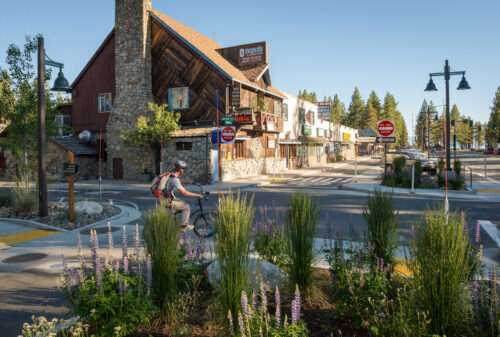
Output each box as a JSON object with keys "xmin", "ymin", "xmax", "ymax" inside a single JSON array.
[
  {"xmin": 377, "ymin": 119, "xmax": 395, "ymax": 137},
  {"xmin": 167, "ymin": 87, "xmax": 189, "ymax": 110},
  {"xmin": 238, "ymin": 42, "xmax": 266, "ymax": 66},
  {"xmin": 317, "ymin": 101, "xmax": 331, "ymax": 120},
  {"xmin": 376, "ymin": 136, "xmax": 396, "ymax": 143},
  {"xmin": 221, "ymin": 126, "xmax": 236, "ymax": 144},
  {"xmin": 302, "ymin": 125, "xmax": 312, "ymax": 136},
  {"xmin": 235, "ymin": 108, "xmax": 253, "ymax": 125},
  {"xmin": 232, "ymin": 83, "xmax": 241, "ymax": 108},
  {"xmin": 342, "ymin": 132, "xmax": 351, "ymax": 142}
]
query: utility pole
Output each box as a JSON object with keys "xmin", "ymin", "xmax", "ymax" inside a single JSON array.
[{"xmin": 37, "ymin": 36, "xmax": 48, "ymax": 217}]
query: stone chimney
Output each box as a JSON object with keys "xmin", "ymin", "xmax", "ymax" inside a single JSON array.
[{"xmin": 107, "ymin": 0, "xmax": 154, "ymax": 179}]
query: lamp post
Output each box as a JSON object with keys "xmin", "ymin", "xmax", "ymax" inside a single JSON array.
[
  {"xmin": 37, "ymin": 36, "xmax": 70, "ymax": 217},
  {"xmin": 424, "ymin": 59, "xmax": 470, "ymax": 171}
]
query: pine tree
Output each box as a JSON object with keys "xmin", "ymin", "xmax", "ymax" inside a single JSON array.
[
  {"xmin": 474, "ymin": 121, "xmax": 485, "ymax": 148},
  {"xmin": 486, "ymin": 87, "xmax": 500, "ymax": 148},
  {"xmin": 364, "ymin": 91, "xmax": 381, "ymax": 131},
  {"xmin": 381, "ymin": 93, "xmax": 397, "ymax": 120},
  {"xmin": 415, "ymin": 100, "xmax": 428, "ymax": 150},
  {"xmin": 346, "ymin": 87, "xmax": 365, "ymax": 129},
  {"xmin": 330, "ymin": 94, "xmax": 346, "ymax": 124}
]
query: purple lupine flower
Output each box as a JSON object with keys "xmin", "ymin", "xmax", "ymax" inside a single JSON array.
[
  {"xmin": 90, "ymin": 229, "xmax": 99, "ymax": 272},
  {"xmin": 95, "ymin": 255, "xmax": 102, "ymax": 292},
  {"xmin": 475, "ymin": 221, "xmax": 481, "ymax": 244},
  {"xmin": 260, "ymin": 281, "xmax": 267, "ymax": 312},
  {"xmin": 238, "ymin": 312, "xmax": 246, "ymax": 337},
  {"xmin": 123, "ymin": 255, "xmax": 129, "ymax": 275},
  {"xmin": 241, "ymin": 291, "xmax": 249, "ymax": 316},
  {"xmin": 291, "ymin": 285, "xmax": 301, "ymax": 324},
  {"xmin": 146, "ymin": 254, "xmax": 152, "ymax": 296},
  {"xmin": 107, "ymin": 222, "xmax": 114, "ymax": 251},
  {"xmin": 134, "ymin": 223, "xmax": 140, "ymax": 260},
  {"xmin": 275, "ymin": 286, "xmax": 281, "ymax": 328},
  {"xmin": 113, "ymin": 259, "xmax": 120, "ymax": 273},
  {"xmin": 122, "ymin": 225, "xmax": 128, "ymax": 258}
]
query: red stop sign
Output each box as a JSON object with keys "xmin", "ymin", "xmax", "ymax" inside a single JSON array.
[
  {"xmin": 377, "ymin": 120, "xmax": 395, "ymax": 137},
  {"xmin": 221, "ymin": 126, "xmax": 236, "ymax": 143}
]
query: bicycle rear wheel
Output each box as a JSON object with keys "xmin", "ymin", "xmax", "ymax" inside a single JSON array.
[{"xmin": 193, "ymin": 211, "xmax": 217, "ymax": 238}]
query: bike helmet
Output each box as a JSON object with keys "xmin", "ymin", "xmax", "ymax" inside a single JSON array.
[{"xmin": 174, "ymin": 160, "xmax": 188, "ymax": 170}]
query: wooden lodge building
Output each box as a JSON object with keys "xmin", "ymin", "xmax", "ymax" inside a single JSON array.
[{"xmin": 67, "ymin": 0, "xmax": 287, "ymax": 182}]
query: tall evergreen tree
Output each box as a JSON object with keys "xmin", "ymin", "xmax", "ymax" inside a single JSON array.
[
  {"xmin": 474, "ymin": 122, "xmax": 485, "ymax": 148},
  {"xmin": 346, "ymin": 87, "xmax": 365, "ymax": 129},
  {"xmin": 486, "ymin": 87, "xmax": 500, "ymax": 148},
  {"xmin": 415, "ymin": 100, "xmax": 428, "ymax": 150},
  {"xmin": 330, "ymin": 94, "xmax": 345, "ymax": 124},
  {"xmin": 298, "ymin": 89, "xmax": 317, "ymax": 103},
  {"xmin": 364, "ymin": 91, "xmax": 381, "ymax": 131}
]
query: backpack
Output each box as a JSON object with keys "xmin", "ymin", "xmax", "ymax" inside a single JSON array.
[{"xmin": 150, "ymin": 173, "xmax": 170, "ymax": 198}]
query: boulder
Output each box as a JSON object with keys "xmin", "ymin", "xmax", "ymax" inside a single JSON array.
[
  {"xmin": 75, "ymin": 201, "xmax": 103, "ymax": 216},
  {"xmin": 207, "ymin": 257, "xmax": 287, "ymax": 291}
]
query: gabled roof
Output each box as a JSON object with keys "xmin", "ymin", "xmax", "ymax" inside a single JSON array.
[
  {"xmin": 51, "ymin": 137, "xmax": 97, "ymax": 156},
  {"xmin": 151, "ymin": 9, "xmax": 285, "ymax": 99}
]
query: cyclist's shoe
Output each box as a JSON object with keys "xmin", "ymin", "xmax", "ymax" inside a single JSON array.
[{"xmin": 181, "ymin": 224, "xmax": 195, "ymax": 231}]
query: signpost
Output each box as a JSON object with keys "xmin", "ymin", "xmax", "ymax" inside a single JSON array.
[
  {"xmin": 65, "ymin": 152, "xmax": 77, "ymax": 224},
  {"xmin": 377, "ymin": 119, "xmax": 396, "ymax": 177},
  {"xmin": 221, "ymin": 126, "xmax": 236, "ymax": 144}
]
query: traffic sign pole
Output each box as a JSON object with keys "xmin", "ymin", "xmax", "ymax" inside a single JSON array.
[{"xmin": 67, "ymin": 151, "xmax": 76, "ymax": 224}]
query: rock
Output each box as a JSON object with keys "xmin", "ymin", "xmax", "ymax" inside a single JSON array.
[
  {"xmin": 207, "ymin": 257, "xmax": 287, "ymax": 291},
  {"xmin": 75, "ymin": 201, "xmax": 103, "ymax": 216}
]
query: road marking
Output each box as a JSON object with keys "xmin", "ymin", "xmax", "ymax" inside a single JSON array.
[{"xmin": 0, "ymin": 230, "xmax": 57, "ymax": 246}]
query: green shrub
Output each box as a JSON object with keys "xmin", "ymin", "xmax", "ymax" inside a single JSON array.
[
  {"xmin": 438, "ymin": 158, "xmax": 445, "ymax": 173},
  {"xmin": 143, "ymin": 204, "xmax": 181, "ymax": 309},
  {"xmin": 454, "ymin": 159, "xmax": 462, "ymax": 177},
  {"xmin": 0, "ymin": 188, "xmax": 12, "ymax": 207},
  {"xmin": 19, "ymin": 316, "xmax": 91, "ymax": 337},
  {"xmin": 12, "ymin": 185, "xmax": 37, "ymax": 215},
  {"xmin": 410, "ymin": 209, "xmax": 473, "ymax": 336},
  {"xmin": 254, "ymin": 217, "xmax": 289, "ymax": 268},
  {"xmin": 414, "ymin": 160, "xmax": 423, "ymax": 187},
  {"xmin": 215, "ymin": 192, "xmax": 254, "ymax": 321},
  {"xmin": 363, "ymin": 190, "xmax": 398, "ymax": 267},
  {"xmin": 285, "ymin": 193, "xmax": 318, "ymax": 298},
  {"xmin": 69, "ymin": 268, "xmax": 155, "ymax": 337},
  {"xmin": 393, "ymin": 156, "xmax": 407, "ymax": 184}
]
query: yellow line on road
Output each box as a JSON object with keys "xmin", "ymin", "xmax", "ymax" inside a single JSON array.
[
  {"xmin": 476, "ymin": 189, "xmax": 500, "ymax": 194},
  {"xmin": 0, "ymin": 230, "xmax": 57, "ymax": 246}
]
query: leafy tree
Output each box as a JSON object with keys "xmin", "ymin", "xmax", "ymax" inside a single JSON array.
[
  {"xmin": 346, "ymin": 87, "xmax": 365, "ymax": 129},
  {"xmin": 1, "ymin": 36, "xmax": 57, "ymax": 178},
  {"xmin": 486, "ymin": 87, "xmax": 500, "ymax": 148},
  {"xmin": 122, "ymin": 102, "xmax": 180, "ymax": 168},
  {"xmin": 330, "ymin": 94, "xmax": 345, "ymax": 124}
]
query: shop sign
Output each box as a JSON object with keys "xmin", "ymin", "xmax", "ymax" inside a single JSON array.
[
  {"xmin": 238, "ymin": 42, "xmax": 266, "ymax": 66},
  {"xmin": 232, "ymin": 83, "xmax": 241, "ymax": 108},
  {"xmin": 302, "ymin": 125, "xmax": 312, "ymax": 136},
  {"xmin": 235, "ymin": 108, "xmax": 253, "ymax": 125},
  {"xmin": 342, "ymin": 132, "xmax": 351, "ymax": 142},
  {"xmin": 167, "ymin": 87, "xmax": 189, "ymax": 110},
  {"xmin": 317, "ymin": 101, "xmax": 331, "ymax": 120}
]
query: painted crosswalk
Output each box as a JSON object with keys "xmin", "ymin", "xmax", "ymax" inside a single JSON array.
[{"xmin": 285, "ymin": 176, "xmax": 352, "ymax": 187}]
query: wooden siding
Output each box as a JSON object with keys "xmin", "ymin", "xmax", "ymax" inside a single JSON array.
[
  {"xmin": 71, "ymin": 33, "xmax": 115, "ymax": 133},
  {"xmin": 151, "ymin": 20, "xmax": 227, "ymax": 124}
]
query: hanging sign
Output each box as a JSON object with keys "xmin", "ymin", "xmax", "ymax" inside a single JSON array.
[
  {"xmin": 234, "ymin": 108, "xmax": 253, "ymax": 125},
  {"xmin": 232, "ymin": 83, "xmax": 241, "ymax": 108},
  {"xmin": 221, "ymin": 126, "xmax": 236, "ymax": 144}
]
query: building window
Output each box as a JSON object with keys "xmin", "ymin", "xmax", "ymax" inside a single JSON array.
[
  {"xmin": 98, "ymin": 93, "xmax": 112, "ymax": 113},
  {"xmin": 235, "ymin": 140, "xmax": 246, "ymax": 159},
  {"xmin": 176, "ymin": 141, "xmax": 193, "ymax": 151},
  {"xmin": 274, "ymin": 100, "xmax": 282, "ymax": 116},
  {"xmin": 282, "ymin": 103, "xmax": 288, "ymax": 121}
]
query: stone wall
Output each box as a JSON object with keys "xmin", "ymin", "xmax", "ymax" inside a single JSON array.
[
  {"xmin": 106, "ymin": 0, "xmax": 155, "ymax": 180},
  {"xmin": 162, "ymin": 137, "xmax": 212, "ymax": 184}
]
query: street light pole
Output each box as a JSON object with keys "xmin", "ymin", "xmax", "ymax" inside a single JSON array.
[
  {"xmin": 444, "ymin": 60, "xmax": 451, "ymax": 171},
  {"xmin": 37, "ymin": 36, "xmax": 48, "ymax": 217}
]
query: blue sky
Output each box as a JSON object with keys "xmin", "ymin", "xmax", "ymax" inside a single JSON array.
[{"xmin": 1, "ymin": 0, "xmax": 499, "ymax": 141}]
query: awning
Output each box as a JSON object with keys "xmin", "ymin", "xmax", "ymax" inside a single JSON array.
[{"xmin": 279, "ymin": 140, "xmax": 302, "ymax": 145}]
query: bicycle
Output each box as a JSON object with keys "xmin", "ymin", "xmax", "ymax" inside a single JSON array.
[{"xmin": 171, "ymin": 184, "xmax": 217, "ymax": 238}]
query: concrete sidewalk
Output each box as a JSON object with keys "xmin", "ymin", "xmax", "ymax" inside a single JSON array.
[{"xmin": 342, "ymin": 182, "xmax": 500, "ymax": 202}]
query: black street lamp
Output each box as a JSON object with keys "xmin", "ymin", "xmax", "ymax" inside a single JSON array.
[
  {"xmin": 37, "ymin": 36, "xmax": 70, "ymax": 217},
  {"xmin": 424, "ymin": 60, "xmax": 470, "ymax": 171}
]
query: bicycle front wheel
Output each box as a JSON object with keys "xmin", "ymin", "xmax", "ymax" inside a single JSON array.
[{"xmin": 193, "ymin": 211, "xmax": 217, "ymax": 238}]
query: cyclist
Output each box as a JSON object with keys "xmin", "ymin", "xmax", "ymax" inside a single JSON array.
[{"xmin": 161, "ymin": 160, "xmax": 203, "ymax": 230}]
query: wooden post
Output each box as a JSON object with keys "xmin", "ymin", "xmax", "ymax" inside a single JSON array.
[{"xmin": 67, "ymin": 151, "xmax": 76, "ymax": 224}]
